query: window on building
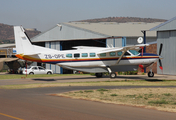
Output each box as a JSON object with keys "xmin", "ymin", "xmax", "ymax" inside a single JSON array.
[
  {"xmin": 90, "ymin": 53, "xmax": 96, "ymax": 57},
  {"xmin": 74, "ymin": 53, "xmax": 80, "ymax": 58},
  {"xmin": 82, "ymin": 53, "xmax": 88, "ymax": 57},
  {"xmin": 66, "ymin": 54, "xmax": 72, "ymax": 58},
  {"xmin": 109, "ymin": 52, "xmax": 116, "ymax": 56},
  {"xmin": 100, "ymin": 53, "xmax": 106, "ymax": 57}
]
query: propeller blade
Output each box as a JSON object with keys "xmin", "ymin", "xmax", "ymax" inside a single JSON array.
[
  {"xmin": 159, "ymin": 43, "xmax": 163, "ymax": 56},
  {"xmin": 159, "ymin": 59, "xmax": 163, "ymax": 70}
]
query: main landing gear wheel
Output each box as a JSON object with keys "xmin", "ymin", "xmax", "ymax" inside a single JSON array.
[
  {"xmin": 148, "ymin": 71, "xmax": 154, "ymax": 77},
  {"xmin": 95, "ymin": 73, "xmax": 103, "ymax": 78},
  {"xmin": 110, "ymin": 72, "xmax": 116, "ymax": 79}
]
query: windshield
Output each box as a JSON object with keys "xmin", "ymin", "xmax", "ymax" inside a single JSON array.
[{"xmin": 129, "ymin": 50, "xmax": 139, "ymax": 55}]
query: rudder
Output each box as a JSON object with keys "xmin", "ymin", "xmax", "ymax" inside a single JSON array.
[{"xmin": 14, "ymin": 26, "xmax": 35, "ymax": 55}]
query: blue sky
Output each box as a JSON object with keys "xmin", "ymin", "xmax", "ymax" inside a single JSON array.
[{"xmin": 1, "ymin": 0, "xmax": 176, "ymax": 31}]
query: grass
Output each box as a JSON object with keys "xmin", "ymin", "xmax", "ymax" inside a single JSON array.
[{"xmin": 57, "ymin": 88, "xmax": 176, "ymax": 113}]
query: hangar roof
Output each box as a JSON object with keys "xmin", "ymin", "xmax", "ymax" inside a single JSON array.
[
  {"xmin": 65, "ymin": 22, "xmax": 162, "ymax": 37},
  {"xmin": 31, "ymin": 22, "xmax": 162, "ymax": 42},
  {"xmin": 150, "ymin": 16, "xmax": 176, "ymax": 31}
]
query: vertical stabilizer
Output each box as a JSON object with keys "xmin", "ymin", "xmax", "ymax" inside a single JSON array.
[{"xmin": 14, "ymin": 26, "xmax": 35, "ymax": 54}]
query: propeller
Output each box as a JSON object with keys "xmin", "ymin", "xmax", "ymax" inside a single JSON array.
[
  {"xmin": 158, "ymin": 43, "xmax": 163, "ymax": 70},
  {"xmin": 159, "ymin": 43, "xmax": 163, "ymax": 56}
]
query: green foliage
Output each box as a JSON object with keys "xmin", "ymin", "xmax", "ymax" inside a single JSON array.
[
  {"xmin": 163, "ymin": 93, "xmax": 172, "ymax": 96},
  {"xmin": 136, "ymin": 95, "xmax": 143, "ymax": 98},
  {"xmin": 118, "ymin": 71, "xmax": 138, "ymax": 75},
  {"xmin": 79, "ymin": 91, "xmax": 83, "ymax": 93},
  {"xmin": 110, "ymin": 94, "xmax": 118, "ymax": 96},
  {"xmin": 126, "ymin": 95, "xmax": 136, "ymax": 98},
  {"xmin": 84, "ymin": 90, "xmax": 94, "ymax": 93},
  {"xmin": 148, "ymin": 100, "xmax": 169, "ymax": 105},
  {"xmin": 97, "ymin": 88, "xmax": 108, "ymax": 92}
]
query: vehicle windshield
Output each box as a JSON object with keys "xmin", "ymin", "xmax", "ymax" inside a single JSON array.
[
  {"xmin": 27, "ymin": 66, "xmax": 31, "ymax": 69},
  {"xmin": 129, "ymin": 50, "xmax": 139, "ymax": 55}
]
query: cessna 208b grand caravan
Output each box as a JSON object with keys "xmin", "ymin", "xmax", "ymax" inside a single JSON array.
[{"xmin": 14, "ymin": 26, "xmax": 163, "ymax": 78}]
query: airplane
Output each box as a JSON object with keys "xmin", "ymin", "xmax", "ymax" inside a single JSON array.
[{"xmin": 14, "ymin": 26, "xmax": 163, "ymax": 78}]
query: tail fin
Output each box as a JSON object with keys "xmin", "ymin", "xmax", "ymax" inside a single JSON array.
[{"xmin": 14, "ymin": 26, "xmax": 35, "ymax": 55}]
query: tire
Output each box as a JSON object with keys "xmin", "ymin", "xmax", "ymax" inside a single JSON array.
[
  {"xmin": 148, "ymin": 71, "xmax": 154, "ymax": 77},
  {"xmin": 95, "ymin": 73, "xmax": 103, "ymax": 78},
  {"xmin": 47, "ymin": 71, "xmax": 52, "ymax": 74},
  {"xmin": 29, "ymin": 72, "xmax": 34, "ymax": 75},
  {"xmin": 110, "ymin": 72, "xmax": 116, "ymax": 79}
]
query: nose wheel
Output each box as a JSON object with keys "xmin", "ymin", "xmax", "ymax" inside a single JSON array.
[
  {"xmin": 148, "ymin": 71, "xmax": 154, "ymax": 77},
  {"xmin": 106, "ymin": 66, "xmax": 116, "ymax": 79}
]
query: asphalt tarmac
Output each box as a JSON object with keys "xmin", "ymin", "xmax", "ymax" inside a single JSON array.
[{"xmin": 0, "ymin": 75, "xmax": 176, "ymax": 120}]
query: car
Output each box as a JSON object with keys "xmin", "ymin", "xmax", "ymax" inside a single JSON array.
[{"xmin": 23, "ymin": 66, "xmax": 53, "ymax": 75}]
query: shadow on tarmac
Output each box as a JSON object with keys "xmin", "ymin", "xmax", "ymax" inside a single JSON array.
[{"xmin": 32, "ymin": 75, "xmax": 166, "ymax": 82}]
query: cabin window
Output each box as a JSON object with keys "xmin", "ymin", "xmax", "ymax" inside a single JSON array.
[
  {"xmin": 129, "ymin": 50, "xmax": 139, "ymax": 55},
  {"xmin": 66, "ymin": 54, "xmax": 72, "ymax": 58},
  {"xmin": 109, "ymin": 52, "xmax": 116, "ymax": 56},
  {"xmin": 117, "ymin": 51, "xmax": 122, "ymax": 56},
  {"xmin": 74, "ymin": 53, "xmax": 80, "ymax": 58},
  {"xmin": 82, "ymin": 53, "xmax": 88, "ymax": 57},
  {"xmin": 100, "ymin": 53, "xmax": 106, "ymax": 57},
  {"xmin": 90, "ymin": 53, "xmax": 96, "ymax": 57}
]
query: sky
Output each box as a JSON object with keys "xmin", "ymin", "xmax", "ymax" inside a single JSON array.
[{"xmin": 1, "ymin": 0, "xmax": 176, "ymax": 31}]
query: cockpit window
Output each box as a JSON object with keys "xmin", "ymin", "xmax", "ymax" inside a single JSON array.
[
  {"xmin": 124, "ymin": 52, "xmax": 130, "ymax": 56},
  {"xmin": 129, "ymin": 50, "xmax": 139, "ymax": 55}
]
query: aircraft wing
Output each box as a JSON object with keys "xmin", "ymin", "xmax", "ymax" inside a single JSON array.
[
  {"xmin": 97, "ymin": 43, "xmax": 150, "ymax": 65},
  {"xmin": 97, "ymin": 43, "xmax": 149, "ymax": 54}
]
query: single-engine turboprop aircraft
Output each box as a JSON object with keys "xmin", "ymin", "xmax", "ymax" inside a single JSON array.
[{"xmin": 14, "ymin": 26, "xmax": 163, "ymax": 78}]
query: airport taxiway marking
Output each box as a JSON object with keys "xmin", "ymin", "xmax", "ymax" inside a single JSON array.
[{"xmin": 0, "ymin": 112, "xmax": 24, "ymax": 120}]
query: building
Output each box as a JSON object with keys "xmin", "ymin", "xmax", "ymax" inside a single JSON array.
[
  {"xmin": 150, "ymin": 16, "xmax": 176, "ymax": 75},
  {"xmin": 31, "ymin": 22, "xmax": 163, "ymax": 74}
]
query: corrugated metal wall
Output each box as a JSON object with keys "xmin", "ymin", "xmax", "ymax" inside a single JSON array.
[
  {"xmin": 106, "ymin": 38, "xmax": 122, "ymax": 47},
  {"xmin": 157, "ymin": 30, "xmax": 176, "ymax": 75},
  {"xmin": 45, "ymin": 41, "xmax": 61, "ymax": 74}
]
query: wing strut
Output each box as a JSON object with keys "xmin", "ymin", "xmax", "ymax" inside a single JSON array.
[{"xmin": 115, "ymin": 50, "xmax": 127, "ymax": 64}]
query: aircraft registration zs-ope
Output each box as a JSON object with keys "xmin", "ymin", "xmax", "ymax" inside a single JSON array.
[{"xmin": 14, "ymin": 26, "xmax": 163, "ymax": 78}]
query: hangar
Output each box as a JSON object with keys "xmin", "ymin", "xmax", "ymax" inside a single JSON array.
[
  {"xmin": 31, "ymin": 22, "xmax": 162, "ymax": 74},
  {"xmin": 150, "ymin": 16, "xmax": 176, "ymax": 75}
]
